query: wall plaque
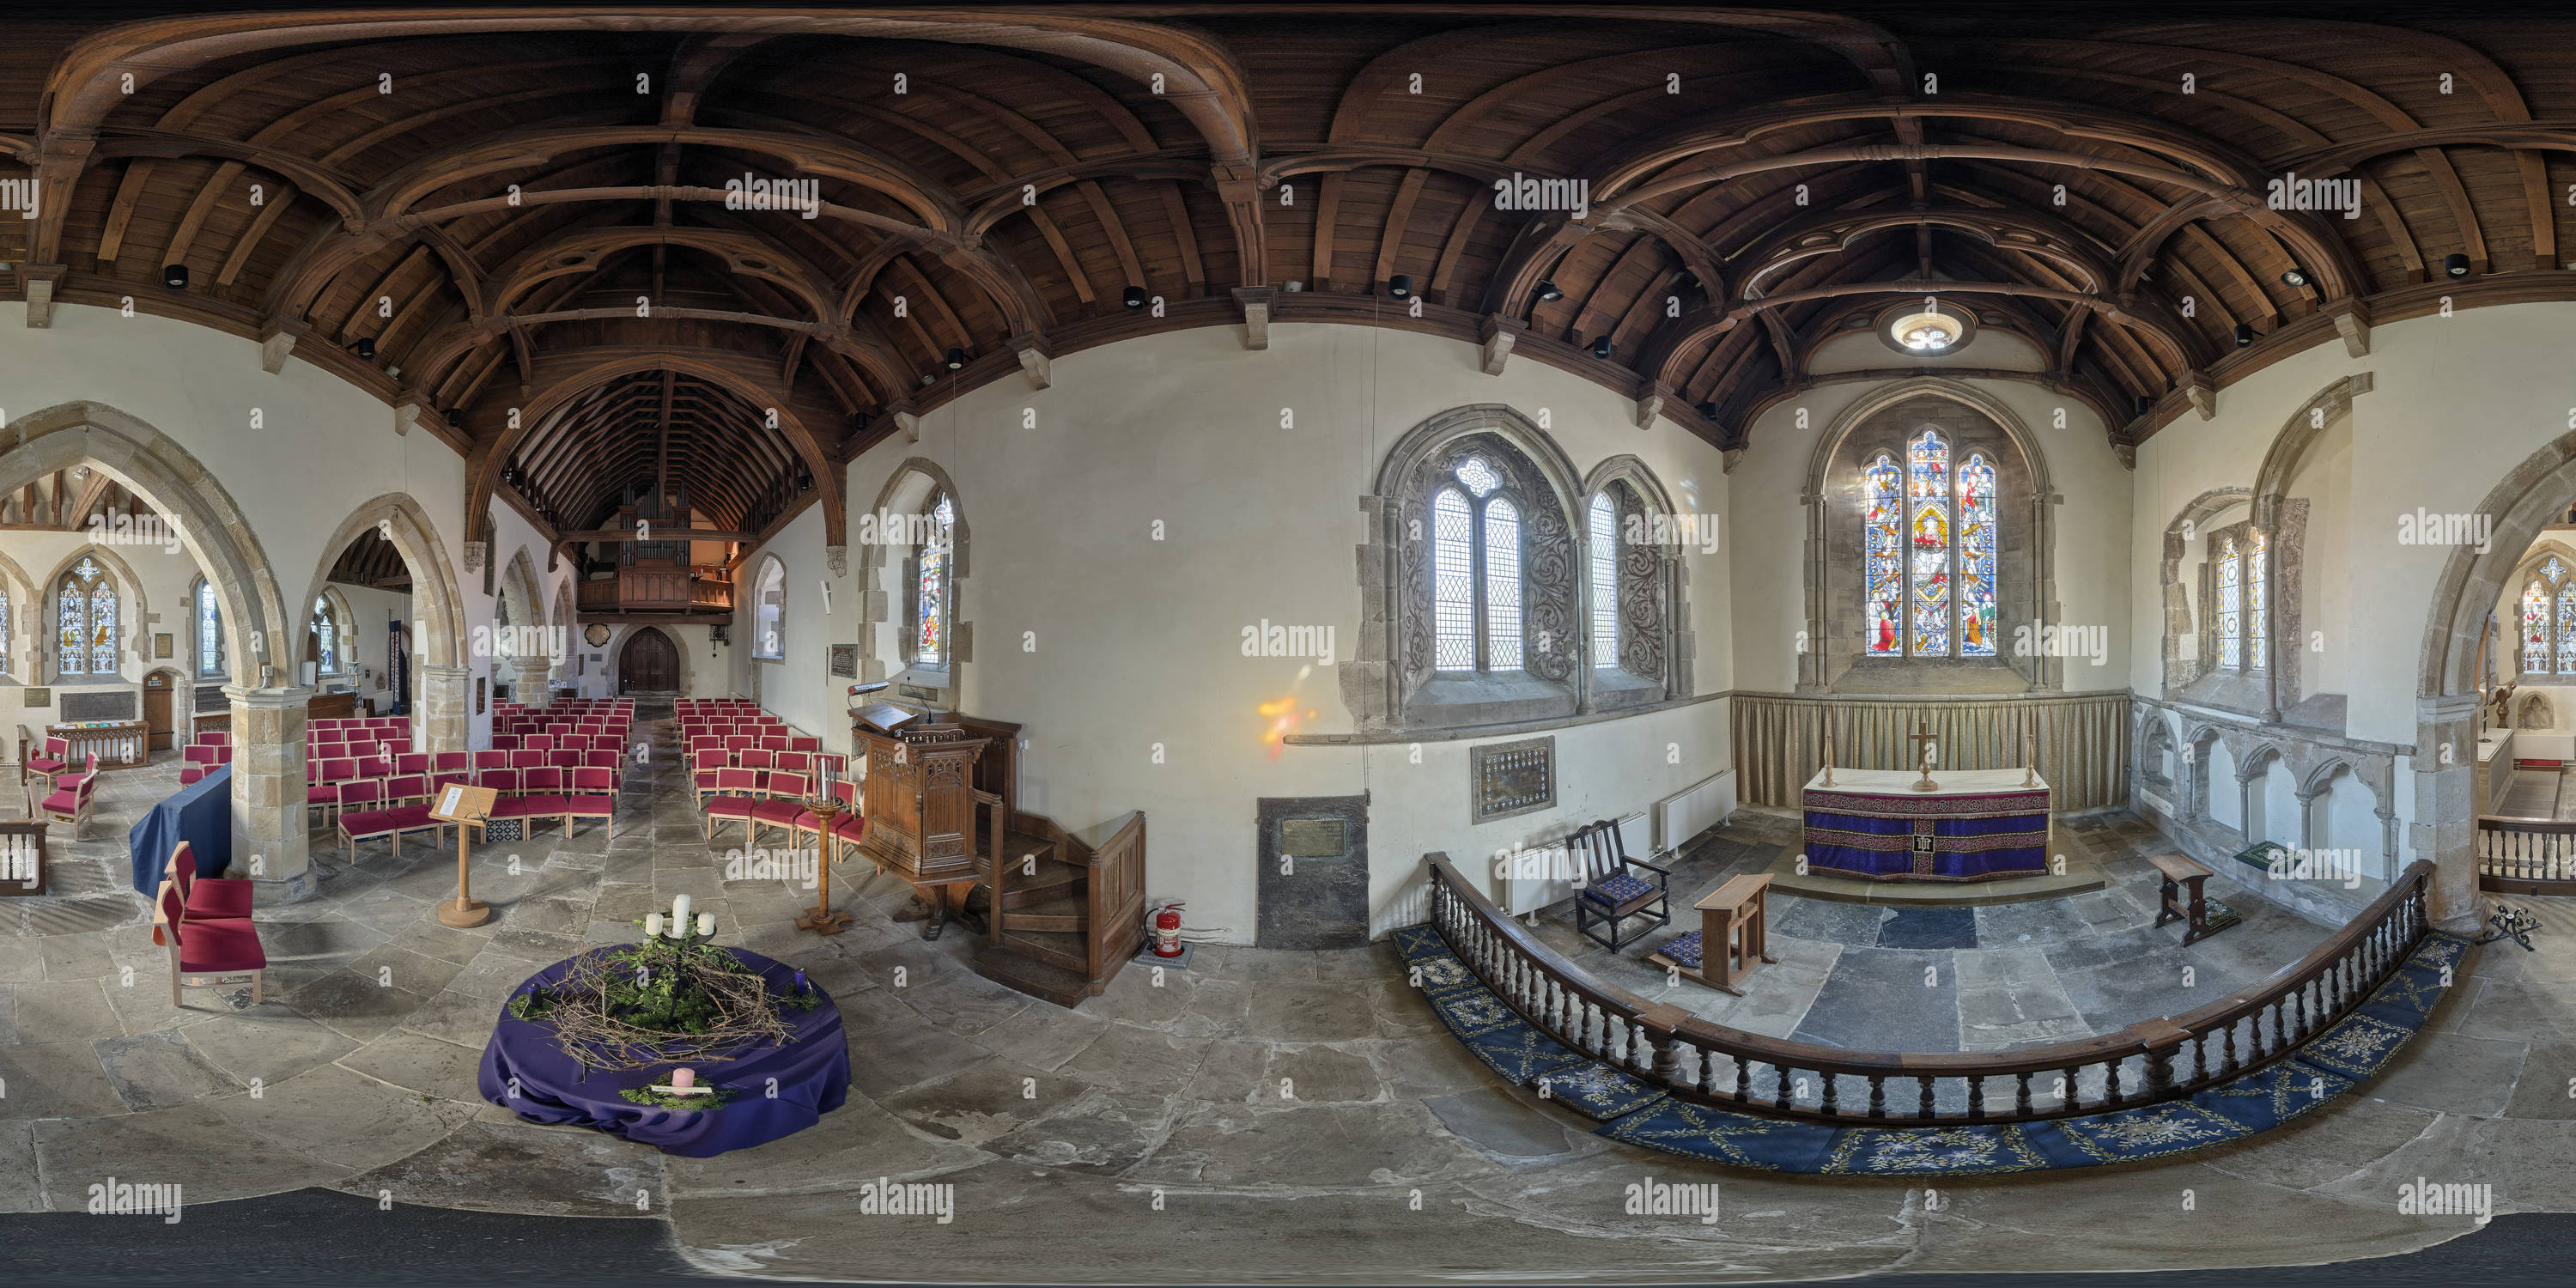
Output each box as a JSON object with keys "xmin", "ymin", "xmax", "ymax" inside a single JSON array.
[
  {"xmin": 829, "ymin": 644, "xmax": 859, "ymax": 678},
  {"xmin": 23, "ymin": 688, "xmax": 51, "ymax": 707},
  {"xmin": 475, "ymin": 676, "xmax": 488, "ymax": 714},
  {"xmin": 1471, "ymin": 736, "xmax": 1555, "ymax": 823},
  {"xmin": 154, "ymin": 633, "xmax": 173, "ymax": 659},
  {"xmin": 194, "ymin": 684, "xmax": 228, "ymax": 714},
  {"xmin": 62, "ymin": 690, "xmax": 138, "ymax": 722},
  {"xmin": 1279, "ymin": 818, "xmax": 1348, "ymax": 858}
]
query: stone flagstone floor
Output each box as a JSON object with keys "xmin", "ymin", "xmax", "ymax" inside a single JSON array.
[{"xmin": 3, "ymin": 711, "xmax": 2572, "ymax": 1282}]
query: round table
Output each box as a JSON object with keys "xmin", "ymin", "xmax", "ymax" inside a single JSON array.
[{"xmin": 476, "ymin": 947, "xmax": 849, "ymax": 1157}]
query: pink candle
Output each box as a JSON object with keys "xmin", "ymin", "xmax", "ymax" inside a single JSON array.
[{"xmin": 670, "ymin": 1067, "xmax": 695, "ymax": 1090}]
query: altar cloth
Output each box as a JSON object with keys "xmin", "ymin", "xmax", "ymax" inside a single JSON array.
[
  {"xmin": 477, "ymin": 947, "xmax": 849, "ymax": 1157},
  {"xmin": 1801, "ymin": 769, "xmax": 2050, "ymax": 882}
]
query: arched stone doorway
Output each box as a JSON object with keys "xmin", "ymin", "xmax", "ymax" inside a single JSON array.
[{"xmin": 618, "ymin": 626, "xmax": 683, "ymax": 694}]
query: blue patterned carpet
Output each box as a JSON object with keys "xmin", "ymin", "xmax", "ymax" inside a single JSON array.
[{"xmin": 1392, "ymin": 922, "xmax": 2469, "ymax": 1176}]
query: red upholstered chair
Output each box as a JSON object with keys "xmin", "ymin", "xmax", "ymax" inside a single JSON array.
[
  {"xmin": 381, "ymin": 738, "xmax": 412, "ymax": 756},
  {"xmin": 524, "ymin": 734, "xmax": 556, "ymax": 752},
  {"xmin": 200, "ymin": 732, "xmax": 232, "ymax": 749},
  {"xmin": 546, "ymin": 722, "xmax": 573, "ymax": 737},
  {"xmin": 491, "ymin": 734, "xmax": 521, "ymax": 751},
  {"xmin": 787, "ymin": 736, "xmax": 820, "ymax": 754},
  {"xmin": 750, "ymin": 773, "xmax": 809, "ymax": 846},
  {"xmin": 789, "ymin": 779, "xmax": 862, "ymax": 851},
  {"xmin": 337, "ymin": 779, "xmax": 386, "ymax": 818},
  {"xmin": 550, "ymin": 749, "xmax": 583, "ymax": 771},
  {"xmin": 567, "ymin": 767, "xmax": 617, "ymax": 838},
  {"xmin": 759, "ymin": 736, "xmax": 791, "ymax": 754},
  {"xmin": 168, "ymin": 841, "xmax": 252, "ymax": 922},
  {"xmin": 504, "ymin": 769, "xmax": 570, "ymax": 835},
  {"xmin": 179, "ymin": 764, "xmax": 208, "ymax": 787},
  {"xmin": 702, "ymin": 769, "xmax": 761, "ymax": 841},
  {"xmin": 687, "ymin": 736, "xmax": 720, "ymax": 758},
  {"xmin": 774, "ymin": 751, "xmax": 813, "ymax": 781},
  {"xmin": 383, "ymin": 774, "xmax": 430, "ymax": 807},
  {"xmin": 39, "ymin": 770, "xmax": 98, "ymax": 840},
  {"xmin": 522, "ymin": 765, "xmax": 566, "ymax": 797},
  {"xmin": 723, "ymin": 735, "xmax": 755, "ymax": 756},
  {"xmin": 510, "ymin": 750, "xmax": 545, "ymax": 771},
  {"xmin": 395, "ymin": 753, "xmax": 431, "ymax": 777},
  {"xmin": 433, "ymin": 751, "xmax": 472, "ymax": 774},
  {"xmin": 473, "ymin": 749, "xmax": 509, "ymax": 770},
  {"xmin": 183, "ymin": 744, "xmax": 221, "ymax": 770},
  {"xmin": 690, "ymin": 749, "xmax": 726, "ymax": 806},
  {"xmin": 356, "ymin": 755, "xmax": 393, "ymax": 781},
  {"xmin": 54, "ymin": 751, "xmax": 103, "ymax": 795},
  {"xmin": 158, "ymin": 880, "xmax": 264, "ymax": 1007},
  {"xmin": 738, "ymin": 749, "xmax": 775, "ymax": 789},
  {"xmin": 477, "ymin": 768, "xmax": 521, "ymax": 797}
]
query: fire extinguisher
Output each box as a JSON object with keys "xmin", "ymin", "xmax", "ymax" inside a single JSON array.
[{"xmin": 1151, "ymin": 902, "xmax": 1186, "ymax": 957}]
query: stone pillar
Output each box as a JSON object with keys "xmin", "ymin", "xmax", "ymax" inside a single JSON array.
[
  {"xmin": 418, "ymin": 665, "xmax": 470, "ymax": 755},
  {"xmin": 2412, "ymin": 691, "xmax": 2482, "ymax": 933},
  {"xmin": 228, "ymin": 684, "xmax": 314, "ymax": 902}
]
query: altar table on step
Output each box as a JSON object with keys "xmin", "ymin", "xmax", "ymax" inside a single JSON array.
[{"xmin": 1801, "ymin": 769, "xmax": 2050, "ymax": 882}]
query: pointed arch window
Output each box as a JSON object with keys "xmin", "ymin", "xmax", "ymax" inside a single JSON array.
[
  {"xmin": 916, "ymin": 494, "xmax": 956, "ymax": 667},
  {"xmin": 2216, "ymin": 533, "xmax": 2270, "ymax": 673},
  {"xmin": 750, "ymin": 556, "xmax": 786, "ymax": 661},
  {"xmin": 0, "ymin": 587, "xmax": 9, "ymax": 676},
  {"xmin": 2246, "ymin": 531, "xmax": 2269, "ymax": 671},
  {"xmin": 194, "ymin": 578, "xmax": 224, "ymax": 678},
  {"xmin": 310, "ymin": 594, "xmax": 343, "ymax": 676},
  {"xmin": 2217, "ymin": 538, "xmax": 2242, "ymax": 670},
  {"xmin": 1431, "ymin": 456, "xmax": 1529, "ymax": 674},
  {"xmin": 1863, "ymin": 429, "xmax": 1996, "ymax": 657},
  {"xmin": 1587, "ymin": 493, "xmax": 1619, "ymax": 667},
  {"xmin": 2518, "ymin": 556, "xmax": 2576, "ymax": 676},
  {"xmin": 58, "ymin": 557, "xmax": 118, "ymax": 677}
]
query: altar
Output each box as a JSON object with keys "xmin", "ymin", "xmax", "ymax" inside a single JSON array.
[{"xmin": 1801, "ymin": 769, "xmax": 2051, "ymax": 882}]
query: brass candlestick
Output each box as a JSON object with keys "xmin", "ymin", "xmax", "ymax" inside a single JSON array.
[
  {"xmin": 794, "ymin": 791, "xmax": 853, "ymax": 936},
  {"xmin": 1820, "ymin": 732, "xmax": 1835, "ymax": 788},
  {"xmin": 1911, "ymin": 746, "xmax": 1940, "ymax": 793}
]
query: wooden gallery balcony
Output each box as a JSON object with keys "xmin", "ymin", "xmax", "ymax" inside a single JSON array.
[{"xmin": 576, "ymin": 560, "xmax": 732, "ymax": 623}]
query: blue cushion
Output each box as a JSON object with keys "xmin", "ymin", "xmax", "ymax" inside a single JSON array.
[{"xmin": 1583, "ymin": 871, "xmax": 1656, "ymax": 906}]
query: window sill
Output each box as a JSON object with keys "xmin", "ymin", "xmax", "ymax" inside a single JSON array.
[{"xmin": 1286, "ymin": 688, "xmax": 1722, "ymax": 745}]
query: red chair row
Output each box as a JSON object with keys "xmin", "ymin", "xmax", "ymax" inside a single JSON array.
[
  {"xmin": 157, "ymin": 844, "xmax": 264, "ymax": 1006},
  {"xmin": 491, "ymin": 732, "xmax": 625, "ymax": 752},
  {"xmin": 179, "ymin": 742, "xmax": 234, "ymax": 787},
  {"xmin": 38, "ymin": 755, "xmax": 101, "ymax": 838},
  {"xmin": 708, "ymin": 777, "xmax": 866, "ymax": 849}
]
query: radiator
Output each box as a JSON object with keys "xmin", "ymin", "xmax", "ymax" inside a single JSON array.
[
  {"xmin": 1655, "ymin": 768, "xmax": 1736, "ymax": 854},
  {"xmin": 1498, "ymin": 811, "xmax": 1654, "ymax": 917}
]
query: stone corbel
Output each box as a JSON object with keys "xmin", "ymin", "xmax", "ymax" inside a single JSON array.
[
  {"xmin": 826, "ymin": 544, "xmax": 848, "ymax": 579},
  {"xmin": 258, "ymin": 319, "xmax": 300, "ymax": 374},
  {"xmin": 1479, "ymin": 314, "xmax": 1524, "ymax": 376},
  {"xmin": 1233, "ymin": 286, "xmax": 1276, "ymax": 351},
  {"xmin": 887, "ymin": 400, "xmax": 923, "ymax": 445},
  {"xmin": 2328, "ymin": 298, "xmax": 2372, "ymax": 358},
  {"xmin": 392, "ymin": 398, "xmax": 420, "ymax": 438},
  {"xmin": 1009, "ymin": 333, "xmax": 1051, "ymax": 390},
  {"xmin": 21, "ymin": 264, "xmax": 66, "ymax": 328},
  {"xmin": 2180, "ymin": 369, "xmax": 2216, "ymax": 422},
  {"xmin": 1632, "ymin": 382, "xmax": 1669, "ymax": 431},
  {"xmin": 463, "ymin": 541, "xmax": 487, "ymax": 574}
]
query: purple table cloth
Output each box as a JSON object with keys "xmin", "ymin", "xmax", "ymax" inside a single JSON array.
[{"xmin": 477, "ymin": 947, "xmax": 849, "ymax": 1157}]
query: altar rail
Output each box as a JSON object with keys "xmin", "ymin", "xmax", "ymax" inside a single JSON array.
[
  {"xmin": 2476, "ymin": 814, "xmax": 2576, "ymax": 895},
  {"xmin": 1423, "ymin": 854, "xmax": 2431, "ymax": 1127},
  {"xmin": 48, "ymin": 720, "xmax": 149, "ymax": 769}
]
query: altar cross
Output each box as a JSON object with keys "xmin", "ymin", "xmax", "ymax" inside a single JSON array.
[{"xmin": 1906, "ymin": 720, "xmax": 1940, "ymax": 769}]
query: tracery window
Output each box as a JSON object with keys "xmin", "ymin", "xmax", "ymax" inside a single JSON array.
[
  {"xmin": 750, "ymin": 556, "xmax": 786, "ymax": 660},
  {"xmin": 311, "ymin": 594, "xmax": 343, "ymax": 676},
  {"xmin": 1863, "ymin": 428, "xmax": 1996, "ymax": 657},
  {"xmin": 916, "ymin": 494, "xmax": 955, "ymax": 667},
  {"xmin": 2519, "ymin": 556, "xmax": 2576, "ymax": 676},
  {"xmin": 195, "ymin": 578, "xmax": 224, "ymax": 677},
  {"xmin": 0, "ymin": 588, "xmax": 9, "ymax": 676},
  {"xmin": 57, "ymin": 556, "xmax": 118, "ymax": 677},
  {"xmin": 1587, "ymin": 493, "xmax": 1619, "ymax": 667},
  {"xmin": 2217, "ymin": 533, "xmax": 2269, "ymax": 672},
  {"xmin": 2217, "ymin": 538, "xmax": 2242, "ymax": 670},
  {"xmin": 1431, "ymin": 455, "xmax": 1528, "ymax": 673}
]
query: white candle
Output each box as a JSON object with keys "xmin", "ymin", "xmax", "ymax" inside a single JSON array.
[
  {"xmin": 670, "ymin": 1067, "xmax": 696, "ymax": 1090},
  {"xmin": 644, "ymin": 913, "xmax": 663, "ymax": 937},
  {"xmin": 696, "ymin": 912, "xmax": 714, "ymax": 937},
  {"xmin": 671, "ymin": 894, "xmax": 691, "ymax": 934}
]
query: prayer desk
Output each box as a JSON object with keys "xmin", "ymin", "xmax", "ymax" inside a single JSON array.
[
  {"xmin": 2148, "ymin": 854, "xmax": 2239, "ymax": 945},
  {"xmin": 1649, "ymin": 874, "xmax": 1779, "ymax": 996}
]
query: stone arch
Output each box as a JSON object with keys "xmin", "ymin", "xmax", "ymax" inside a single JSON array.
[
  {"xmin": 2251, "ymin": 374, "xmax": 2374, "ymax": 526},
  {"xmin": 606, "ymin": 623, "xmax": 696, "ymax": 696},
  {"xmin": 1577, "ymin": 453, "xmax": 1694, "ymax": 703},
  {"xmin": 38, "ymin": 543, "xmax": 151, "ymax": 683},
  {"xmin": 307, "ymin": 583, "xmax": 359, "ymax": 681},
  {"xmin": 0, "ymin": 547, "xmax": 32, "ymax": 678},
  {"xmin": 2137, "ymin": 710, "xmax": 2178, "ymax": 789},
  {"xmin": 2158, "ymin": 486, "xmax": 2253, "ymax": 692},
  {"xmin": 1797, "ymin": 376, "xmax": 2058, "ymax": 692},
  {"xmin": 496, "ymin": 544, "xmax": 549, "ymax": 685},
  {"xmin": 863, "ymin": 457, "xmax": 973, "ymax": 702},
  {"xmin": 0, "ymin": 402, "xmax": 286, "ymax": 687},
  {"xmin": 301, "ymin": 495, "xmax": 471, "ymax": 754},
  {"xmin": 748, "ymin": 552, "xmax": 788, "ymax": 661},
  {"xmin": 2518, "ymin": 691, "xmax": 2556, "ymax": 730}
]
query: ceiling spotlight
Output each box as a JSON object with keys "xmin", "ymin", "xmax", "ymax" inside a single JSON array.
[
  {"xmin": 1122, "ymin": 285, "xmax": 1146, "ymax": 309},
  {"xmin": 445, "ymin": 409, "xmax": 464, "ymax": 428},
  {"xmin": 796, "ymin": 469, "xmax": 813, "ymax": 493},
  {"xmin": 349, "ymin": 337, "xmax": 377, "ymax": 361},
  {"xmin": 2133, "ymin": 394, "xmax": 2155, "ymax": 416},
  {"xmin": 849, "ymin": 411, "xmax": 872, "ymax": 433},
  {"xmin": 944, "ymin": 347, "xmax": 966, "ymax": 370},
  {"xmin": 1534, "ymin": 279, "xmax": 1564, "ymax": 304},
  {"xmin": 1696, "ymin": 401, "xmax": 1720, "ymax": 420},
  {"xmin": 1388, "ymin": 274, "xmax": 1413, "ymax": 299},
  {"xmin": 2233, "ymin": 324, "xmax": 2254, "ymax": 348},
  {"xmin": 1589, "ymin": 336, "xmax": 1614, "ymax": 360},
  {"xmin": 2279, "ymin": 269, "xmax": 2308, "ymax": 289},
  {"xmin": 2445, "ymin": 252, "xmax": 2472, "ymax": 278},
  {"xmin": 161, "ymin": 264, "xmax": 188, "ymax": 289}
]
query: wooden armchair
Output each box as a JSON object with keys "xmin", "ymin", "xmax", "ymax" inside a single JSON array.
[{"xmin": 1569, "ymin": 817, "xmax": 1672, "ymax": 952}]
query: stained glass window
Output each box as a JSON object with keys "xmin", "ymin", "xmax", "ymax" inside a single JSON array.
[
  {"xmin": 1906, "ymin": 430, "xmax": 1953, "ymax": 657},
  {"xmin": 58, "ymin": 556, "xmax": 118, "ymax": 676},
  {"xmin": 1588, "ymin": 493, "xmax": 1619, "ymax": 668},
  {"xmin": 2246, "ymin": 531, "xmax": 2268, "ymax": 671},
  {"xmin": 313, "ymin": 595, "xmax": 339, "ymax": 675},
  {"xmin": 2559, "ymin": 580, "xmax": 2576, "ymax": 676},
  {"xmin": 1956, "ymin": 453, "xmax": 1997, "ymax": 657},
  {"xmin": 1863, "ymin": 455, "xmax": 1903, "ymax": 656},
  {"xmin": 1431, "ymin": 489, "xmax": 1474, "ymax": 670},
  {"xmin": 0, "ymin": 588, "xmax": 9, "ymax": 676},
  {"xmin": 2216, "ymin": 538, "xmax": 2242, "ymax": 671},
  {"xmin": 196, "ymin": 579, "xmax": 223, "ymax": 677},
  {"xmin": 2525, "ymin": 580, "xmax": 2552, "ymax": 674},
  {"xmin": 916, "ymin": 495, "xmax": 953, "ymax": 666},
  {"xmin": 1484, "ymin": 497, "xmax": 1523, "ymax": 670}
]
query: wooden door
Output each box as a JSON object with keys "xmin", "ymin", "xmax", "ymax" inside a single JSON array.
[
  {"xmin": 619, "ymin": 628, "xmax": 679, "ymax": 693},
  {"xmin": 143, "ymin": 672, "xmax": 175, "ymax": 750}
]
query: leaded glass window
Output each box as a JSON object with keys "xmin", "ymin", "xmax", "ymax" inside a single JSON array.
[
  {"xmin": 1588, "ymin": 493, "xmax": 1619, "ymax": 668},
  {"xmin": 1429, "ymin": 455, "xmax": 1529, "ymax": 674},
  {"xmin": 2216, "ymin": 538, "xmax": 2242, "ymax": 671},
  {"xmin": 916, "ymin": 495, "xmax": 954, "ymax": 667},
  {"xmin": 2518, "ymin": 556, "xmax": 2576, "ymax": 677},
  {"xmin": 58, "ymin": 556, "xmax": 117, "ymax": 676},
  {"xmin": 2246, "ymin": 531, "xmax": 2269, "ymax": 671},
  {"xmin": 1956, "ymin": 453, "xmax": 1997, "ymax": 657},
  {"xmin": 312, "ymin": 595, "xmax": 340, "ymax": 675},
  {"xmin": 1907, "ymin": 431, "xmax": 1953, "ymax": 656},
  {"xmin": 0, "ymin": 588, "xmax": 9, "ymax": 676},
  {"xmin": 750, "ymin": 557, "xmax": 785, "ymax": 660},
  {"xmin": 2559, "ymin": 577, "xmax": 2576, "ymax": 677},
  {"xmin": 1863, "ymin": 455, "xmax": 1903, "ymax": 656},
  {"xmin": 2524, "ymin": 580, "xmax": 2552, "ymax": 674},
  {"xmin": 196, "ymin": 579, "xmax": 223, "ymax": 677}
]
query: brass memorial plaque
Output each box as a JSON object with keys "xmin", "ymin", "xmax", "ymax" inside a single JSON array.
[{"xmin": 1280, "ymin": 818, "xmax": 1348, "ymax": 858}]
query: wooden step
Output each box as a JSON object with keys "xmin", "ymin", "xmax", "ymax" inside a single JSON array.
[
  {"xmin": 971, "ymin": 944, "xmax": 1094, "ymax": 1008},
  {"xmin": 994, "ymin": 829, "xmax": 1080, "ymax": 871},
  {"xmin": 999, "ymin": 866, "xmax": 1084, "ymax": 910},
  {"xmin": 1000, "ymin": 893, "xmax": 1088, "ymax": 933},
  {"xmin": 999, "ymin": 927, "xmax": 1087, "ymax": 973}
]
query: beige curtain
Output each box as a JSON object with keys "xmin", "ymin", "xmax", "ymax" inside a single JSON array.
[{"xmin": 1733, "ymin": 693, "xmax": 2130, "ymax": 811}]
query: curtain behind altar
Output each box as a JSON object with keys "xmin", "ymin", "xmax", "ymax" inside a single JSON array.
[{"xmin": 1731, "ymin": 693, "xmax": 2130, "ymax": 811}]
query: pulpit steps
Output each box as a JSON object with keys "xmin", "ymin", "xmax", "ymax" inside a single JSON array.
[{"xmin": 969, "ymin": 808, "xmax": 1150, "ymax": 1008}]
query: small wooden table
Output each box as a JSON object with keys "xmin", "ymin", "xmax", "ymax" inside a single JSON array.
[
  {"xmin": 2148, "ymin": 854, "xmax": 2239, "ymax": 945},
  {"xmin": 1649, "ymin": 874, "xmax": 1779, "ymax": 995}
]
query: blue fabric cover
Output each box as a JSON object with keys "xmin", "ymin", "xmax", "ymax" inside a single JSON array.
[
  {"xmin": 1584, "ymin": 872, "xmax": 1656, "ymax": 906},
  {"xmin": 477, "ymin": 947, "xmax": 850, "ymax": 1157},
  {"xmin": 129, "ymin": 764, "xmax": 233, "ymax": 896}
]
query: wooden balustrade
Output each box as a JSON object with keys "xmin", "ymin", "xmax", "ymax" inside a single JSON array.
[
  {"xmin": 2476, "ymin": 814, "xmax": 2576, "ymax": 894},
  {"xmin": 1424, "ymin": 854, "xmax": 2433, "ymax": 1127}
]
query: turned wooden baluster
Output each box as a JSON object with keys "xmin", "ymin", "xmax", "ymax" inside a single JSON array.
[
  {"xmin": 1967, "ymin": 1074, "xmax": 1986, "ymax": 1121},
  {"xmin": 1774, "ymin": 1063, "xmax": 1791, "ymax": 1109},
  {"xmin": 1865, "ymin": 1075, "xmax": 1886, "ymax": 1119},
  {"xmin": 2014, "ymin": 1072, "xmax": 2033, "ymax": 1116},
  {"xmin": 1917, "ymin": 1076, "xmax": 1935, "ymax": 1119},
  {"xmin": 1820, "ymin": 1072, "xmax": 1838, "ymax": 1116},
  {"xmin": 2061, "ymin": 1066, "xmax": 2081, "ymax": 1112}
]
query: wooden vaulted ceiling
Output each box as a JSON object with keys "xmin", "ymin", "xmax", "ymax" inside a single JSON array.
[{"xmin": 8, "ymin": 5, "xmax": 2576, "ymax": 551}]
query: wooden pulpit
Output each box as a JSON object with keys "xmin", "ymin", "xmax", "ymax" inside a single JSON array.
[{"xmin": 854, "ymin": 714, "xmax": 992, "ymax": 936}]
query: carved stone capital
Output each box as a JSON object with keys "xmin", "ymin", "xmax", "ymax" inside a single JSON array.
[
  {"xmin": 826, "ymin": 544, "xmax": 848, "ymax": 578},
  {"xmin": 463, "ymin": 541, "xmax": 487, "ymax": 574}
]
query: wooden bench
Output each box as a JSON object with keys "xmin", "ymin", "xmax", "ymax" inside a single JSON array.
[{"xmin": 2149, "ymin": 853, "xmax": 2239, "ymax": 945}]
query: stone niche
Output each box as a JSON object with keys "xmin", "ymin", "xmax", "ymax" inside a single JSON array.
[{"xmin": 60, "ymin": 689, "xmax": 138, "ymax": 722}]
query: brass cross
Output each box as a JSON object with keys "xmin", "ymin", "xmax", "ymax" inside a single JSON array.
[{"xmin": 1906, "ymin": 720, "xmax": 1940, "ymax": 768}]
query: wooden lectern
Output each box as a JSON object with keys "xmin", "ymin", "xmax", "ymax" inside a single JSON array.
[{"xmin": 852, "ymin": 708, "xmax": 990, "ymax": 939}]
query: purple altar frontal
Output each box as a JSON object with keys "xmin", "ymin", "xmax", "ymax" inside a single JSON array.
[
  {"xmin": 477, "ymin": 947, "xmax": 849, "ymax": 1157},
  {"xmin": 1801, "ymin": 768, "xmax": 2050, "ymax": 883}
]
